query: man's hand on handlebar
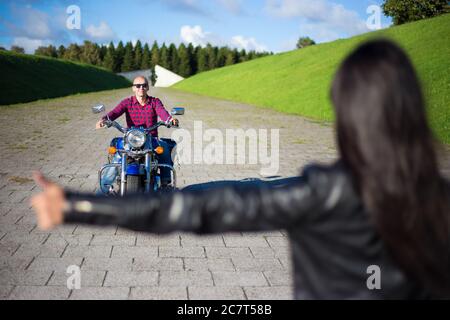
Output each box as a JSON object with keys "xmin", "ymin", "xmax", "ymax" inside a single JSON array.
[
  {"xmin": 170, "ymin": 118, "xmax": 179, "ymax": 127},
  {"xmin": 95, "ymin": 119, "xmax": 105, "ymax": 129}
]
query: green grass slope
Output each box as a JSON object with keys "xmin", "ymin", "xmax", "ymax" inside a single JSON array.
[
  {"xmin": 0, "ymin": 51, "xmax": 131, "ymax": 105},
  {"xmin": 174, "ymin": 14, "xmax": 450, "ymax": 143}
]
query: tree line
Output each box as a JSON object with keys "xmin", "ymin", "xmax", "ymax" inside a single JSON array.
[{"xmin": 32, "ymin": 40, "xmax": 272, "ymax": 79}]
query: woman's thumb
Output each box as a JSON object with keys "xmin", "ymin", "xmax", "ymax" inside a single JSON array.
[{"xmin": 32, "ymin": 171, "xmax": 51, "ymax": 189}]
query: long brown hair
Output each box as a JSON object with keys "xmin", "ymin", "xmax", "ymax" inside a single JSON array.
[{"xmin": 331, "ymin": 39, "xmax": 449, "ymax": 296}]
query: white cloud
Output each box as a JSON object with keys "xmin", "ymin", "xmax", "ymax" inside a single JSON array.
[
  {"xmin": 1, "ymin": 4, "xmax": 74, "ymax": 49},
  {"xmin": 265, "ymin": 0, "xmax": 369, "ymax": 42},
  {"xmin": 5, "ymin": 5, "xmax": 52, "ymax": 39},
  {"xmin": 85, "ymin": 22, "xmax": 117, "ymax": 42},
  {"xmin": 180, "ymin": 25, "xmax": 215, "ymax": 47},
  {"xmin": 231, "ymin": 36, "xmax": 267, "ymax": 52},
  {"xmin": 12, "ymin": 37, "xmax": 50, "ymax": 53},
  {"xmin": 180, "ymin": 25, "xmax": 268, "ymax": 52}
]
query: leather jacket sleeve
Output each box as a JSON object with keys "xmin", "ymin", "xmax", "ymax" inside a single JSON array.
[{"xmin": 63, "ymin": 168, "xmax": 327, "ymax": 234}]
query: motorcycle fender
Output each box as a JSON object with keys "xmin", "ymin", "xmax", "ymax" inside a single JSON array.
[{"xmin": 126, "ymin": 163, "xmax": 140, "ymax": 175}]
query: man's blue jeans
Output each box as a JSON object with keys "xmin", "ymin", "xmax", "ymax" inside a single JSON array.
[{"xmin": 100, "ymin": 137, "xmax": 174, "ymax": 194}]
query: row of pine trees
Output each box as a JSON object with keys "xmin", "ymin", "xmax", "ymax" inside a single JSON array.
[{"xmin": 34, "ymin": 40, "xmax": 271, "ymax": 78}]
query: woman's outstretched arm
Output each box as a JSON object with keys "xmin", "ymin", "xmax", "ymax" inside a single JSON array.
[{"xmin": 32, "ymin": 169, "xmax": 327, "ymax": 234}]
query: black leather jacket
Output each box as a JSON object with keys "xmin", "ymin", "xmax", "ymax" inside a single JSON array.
[{"xmin": 63, "ymin": 161, "xmax": 447, "ymax": 299}]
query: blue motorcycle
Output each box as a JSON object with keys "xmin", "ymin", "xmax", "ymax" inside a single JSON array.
[{"xmin": 92, "ymin": 104, "xmax": 184, "ymax": 195}]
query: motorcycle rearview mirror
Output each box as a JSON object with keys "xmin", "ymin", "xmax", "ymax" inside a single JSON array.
[
  {"xmin": 92, "ymin": 104, "xmax": 105, "ymax": 114},
  {"xmin": 171, "ymin": 107, "xmax": 185, "ymax": 115}
]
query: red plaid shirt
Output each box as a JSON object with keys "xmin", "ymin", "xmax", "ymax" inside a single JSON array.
[{"xmin": 104, "ymin": 95, "xmax": 172, "ymax": 137}]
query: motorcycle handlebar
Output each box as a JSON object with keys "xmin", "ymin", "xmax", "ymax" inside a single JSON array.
[
  {"xmin": 145, "ymin": 121, "xmax": 168, "ymax": 132},
  {"xmin": 103, "ymin": 120, "xmax": 175, "ymax": 133},
  {"xmin": 104, "ymin": 119, "xmax": 126, "ymax": 133}
]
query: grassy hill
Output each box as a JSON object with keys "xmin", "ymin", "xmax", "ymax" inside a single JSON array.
[
  {"xmin": 0, "ymin": 51, "xmax": 131, "ymax": 105},
  {"xmin": 174, "ymin": 14, "xmax": 450, "ymax": 144}
]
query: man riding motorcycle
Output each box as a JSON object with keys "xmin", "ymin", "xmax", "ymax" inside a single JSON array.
[{"xmin": 96, "ymin": 76, "xmax": 179, "ymax": 193}]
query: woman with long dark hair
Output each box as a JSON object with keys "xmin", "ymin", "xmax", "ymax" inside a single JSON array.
[
  {"xmin": 331, "ymin": 39, "xmax": 449, "ymax": 297},
  {"xmin": 31, "ymin": 39, "xmax": 449, "ymax": 299}
]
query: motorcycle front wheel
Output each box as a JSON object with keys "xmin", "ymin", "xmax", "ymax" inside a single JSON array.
[{"xmin": 126, "ymin": 175, "xmax": 143, "ymax": 194}]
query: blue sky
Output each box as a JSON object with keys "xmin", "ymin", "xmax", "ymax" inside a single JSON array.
[{"xmin": 0, "ymin": 0, "xmax": 392, "ymax": 53}]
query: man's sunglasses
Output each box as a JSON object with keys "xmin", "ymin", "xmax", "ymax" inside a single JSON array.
[{"xmin": 133, "ymin": 83, "xmax": 149, "ymax": 89}]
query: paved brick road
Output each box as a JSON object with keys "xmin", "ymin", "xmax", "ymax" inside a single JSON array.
[{"xmin": 0, "ymin": 87, "xmax": 448, "ymax": 300}]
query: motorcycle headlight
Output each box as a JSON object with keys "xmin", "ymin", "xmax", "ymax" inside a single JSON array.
[{"xmin": 126, "ymin": 129, "xmax": 146, "ymax": 148}]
